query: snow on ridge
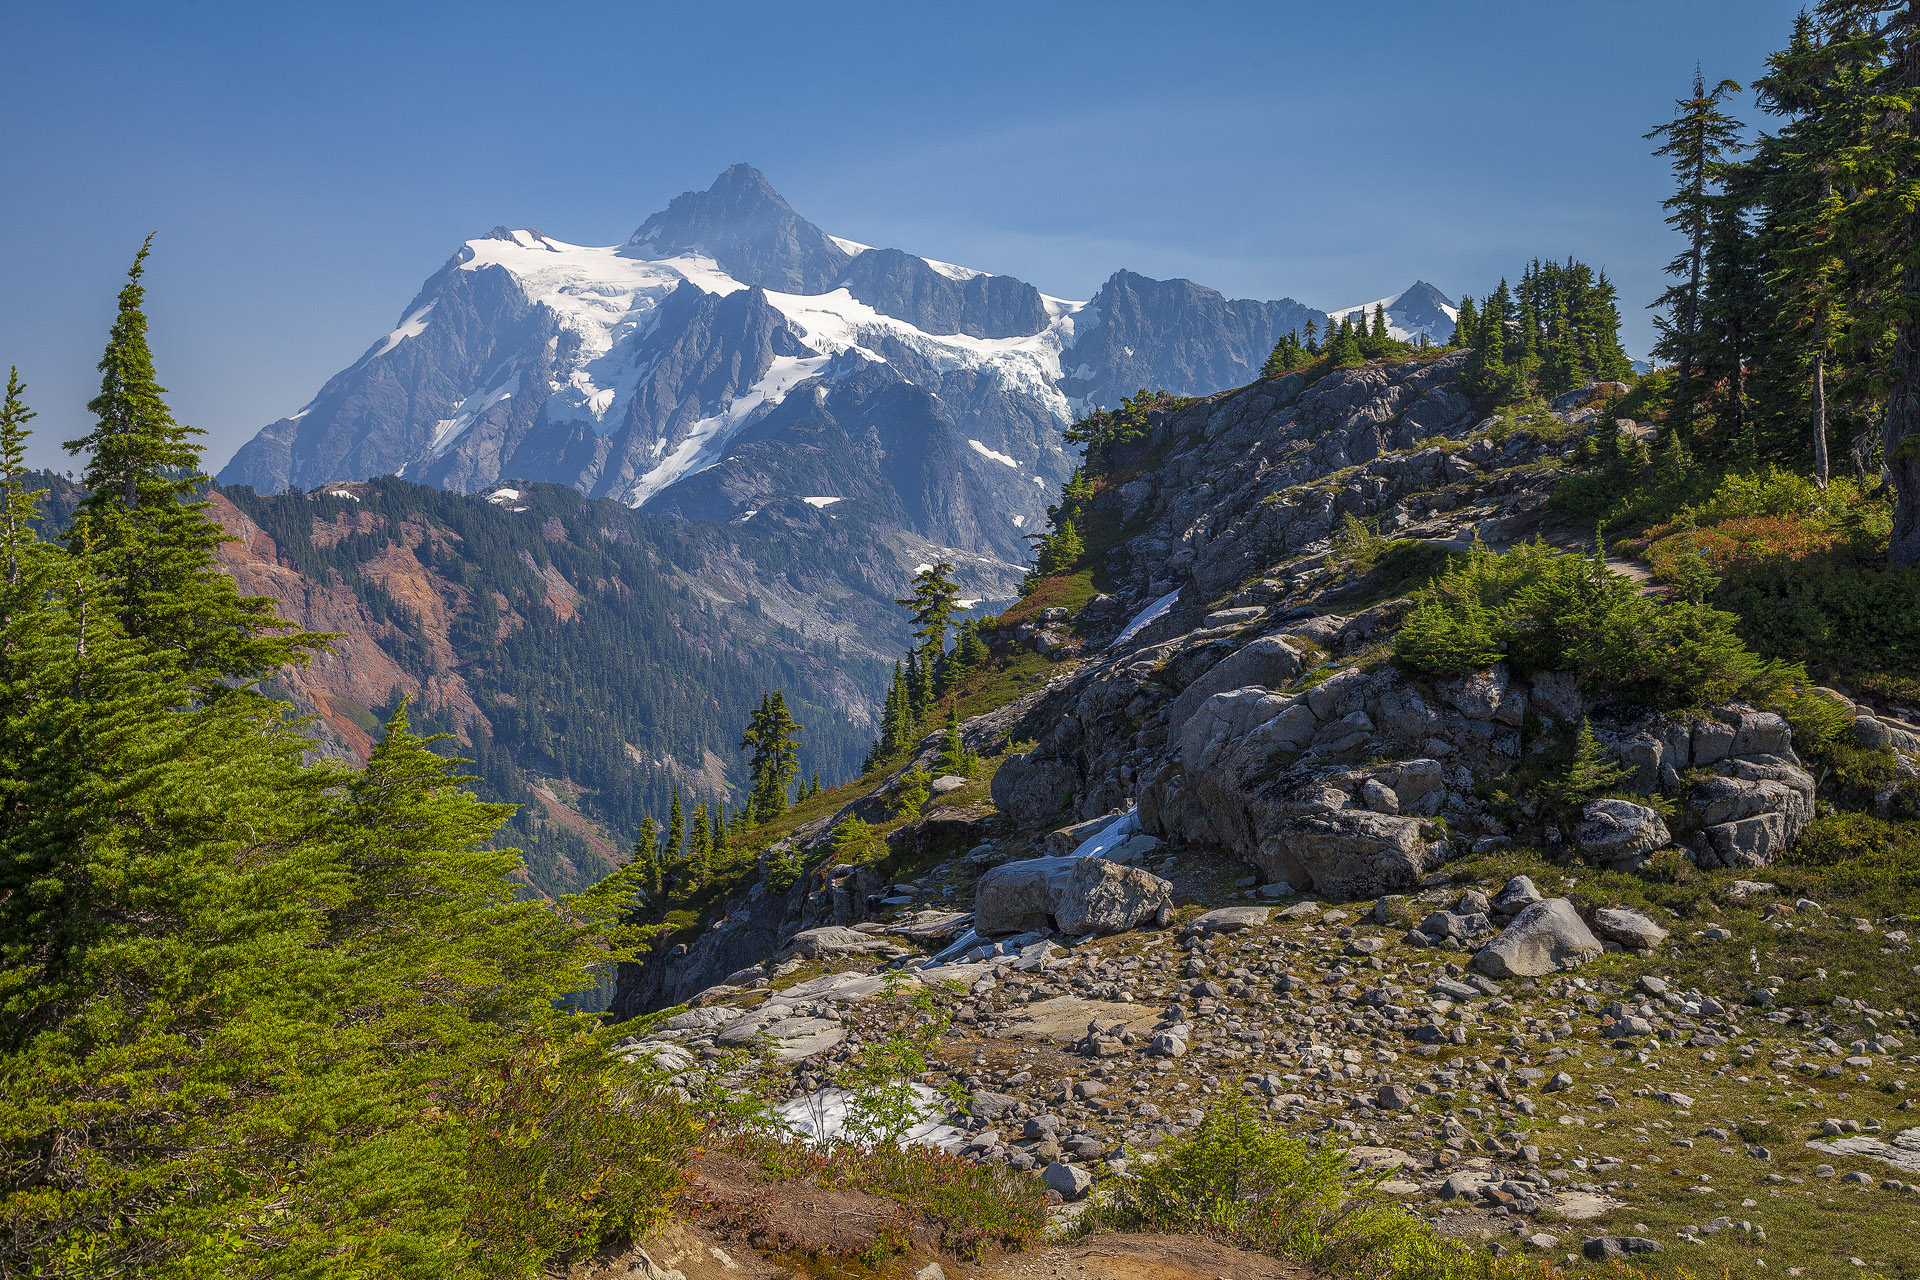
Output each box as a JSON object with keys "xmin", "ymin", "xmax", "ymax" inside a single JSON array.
[
  {"xmin": 828, "ymin": 235, "xmax": 873, "ymax": 257},
  {"xmin": 922, "ymin": 255, "xmax": 985, "ymax": 282},
  {"xmin": 967, "ymin": 439, "xmax": 1018, "ymax": 468},
  {"xmin": 621, "ymin": 353, "xmax": 833, "ymax": 507},
  {"xmin": 368, "ymin": 301, "xmax": 437, "ymax": 361},
  {"xmin": 431, "ymin": 374, "xmax": 519, "ymax": 455},
  {"xmin": 802, "ymin": 495, "xmax": 843, "ymax": 508},
  {"xmin": 757, "ymin": 286, "xmax": 1085, "ymax": 428}
]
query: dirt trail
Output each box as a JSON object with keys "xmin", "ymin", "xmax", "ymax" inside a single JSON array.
[{"xmin": 968, "ymin": 1232, "xmax": 1308, "ymax": 1280}]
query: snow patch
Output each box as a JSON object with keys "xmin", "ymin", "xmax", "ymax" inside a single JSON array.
[
  {"xmin": 367, "ymin": 301, "xmax": 436, "ymax": 360},
  {"xmin": 430, "ymin": 374, "xmax": 519, "ymax": 454},
  {"xmin": 802, "ymin": 495, "xmax": 843, "ymax": 508},
  {"xmin": 485, "ymin": 488, "xmax": 522, "ymax": 503},
  {"xmin": 325, "ymin": 490, "xmax": 359, "ymax": 501},
  {"xmin": 827, "ymin": 235, "xmax": 873, "ymax": 257},
  {"xmin": 1071, "ymin": 807, "xmax": 1140, "ymax": 859},
  {"xmin": 967, "ymin": 439, "xmax": 1018, "ymax": 468},
  {"xmin": 1111, "ymin": 589, "xmax": 1181, "ymax": 649},
  {"xmin": 621, "ymin": 353, "xmax": 833, "ymax": 506},
  {"xmin": 1011, "ymin": 515, "xmax": 1026, "ymax": 528},
  {"xmin": 922, "ymin": 255, "xmax": 985, "ymax": 282},
  {"xmin": 773, "ymin": 1085, "xmax": 963, "ymax": 1150}
]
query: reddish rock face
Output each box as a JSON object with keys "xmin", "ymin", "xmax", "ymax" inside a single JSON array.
[{"xmin": 210, "ymin": 491, "xmax": 488, "ymax": 764}]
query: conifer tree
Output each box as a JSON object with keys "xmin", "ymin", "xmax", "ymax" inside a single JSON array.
[
  {"xmin": 739, "ymin": 690, "xmax": 802, "ymax": 822},
  {"xmin": 0, "ymin": 369, "xmax": 44, "ymax": 587},
  {"xmin": 1371, "ymin": 303, "xmax": 1390, "ymax": 341},
  {"xmin": 936, "ymin": 700, "xmax": 974, "ymax": 778},
  {"xmin": 666, "ymin": 786, "xmax": 684, "ymax": 867},
  {"xmin": 1304, "ymin": 317, "xmax": 1319, "ymax": 353},
  {"xmin": 631, "ymin": 813, "xmax": 662, "ymax": 899},
  {"xmin": 1546, "ymin": 718, "xmax": 1632, "ymax": 808},
  {"xmin": 1451, "ymin": 295, "xmax": 1478, "ymax": 349},
  {"xmin": 686, "ymin": 801, "xmax": 710, "ymax": 890},
  {"xmin": 1645, "ymin": 68, "xmax": 1747, "ymax": 432},
  {"xmin": 62, "ymin": 239, "xmax": 322, "ymax": 696},
  {"xmin": 711, "ymin": 801, "xmax": 730, "ymax": 865}
]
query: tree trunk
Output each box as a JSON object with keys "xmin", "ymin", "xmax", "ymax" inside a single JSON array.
[
  {"xmin": 1813, "ymin": 349, "xmax": 1831, "ymax": 489},
  {"xmin": 1889, "ymin": 2, "xmax": 1920, "ymax": 564}
]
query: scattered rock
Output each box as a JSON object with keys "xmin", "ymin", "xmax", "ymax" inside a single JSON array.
[{"xmin": 1471, "ymin": 899, "xmax": 1603, "ymax": 978}]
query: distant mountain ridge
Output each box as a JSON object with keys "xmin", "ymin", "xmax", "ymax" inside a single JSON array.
[{"xmin": 219, "ymin": 165, "xmax": 1444, "ymax": 568}]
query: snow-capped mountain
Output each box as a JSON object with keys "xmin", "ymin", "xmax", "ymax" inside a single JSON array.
[
  {"xmin": 1328, "ymin": 281, "xmax": 1459, "ymax": 345},
  {"xmin": 219, "ymin": 165, "xmax": 1415, "ymax": 562}
]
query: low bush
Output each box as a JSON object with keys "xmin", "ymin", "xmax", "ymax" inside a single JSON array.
[
  {"xmin": 1087, "ymin": 1096, "xmax": 1481, "ymax": 1280},
  {"xmin": 1391, "ymin": 538, "xmax": 1796, "ymax": 710}
]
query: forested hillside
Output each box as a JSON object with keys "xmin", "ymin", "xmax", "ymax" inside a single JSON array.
[{"xmin": 30, "ymin": 467, "xmax": 944, "ymax": 896}]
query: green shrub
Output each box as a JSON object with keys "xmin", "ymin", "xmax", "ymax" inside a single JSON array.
[
  {"xmin": 830, "ymin": 816, "xmax": 885, "ymax": 863},
  {"xmin": 891, "ymin": 768, "xmax": 931, "ymax": 817},
  {"xmin": 1391, "ymin": 538, "xmax": 1796, "ymax": 710},
  {"xmin": 1087, "ymin": 1095, "xmax": 1480, "ymax": 1280}
]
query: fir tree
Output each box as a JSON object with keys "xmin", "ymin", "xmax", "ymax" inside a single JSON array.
[
  {"xmin": 936, "ymin": 700, "xmax": 974, "ymax": 778},
  {"xmin": 631, "ymin": 813, "xmax": 662, "ymax": 899},
  {"xmin": 1546, "ymin": 718, "xmax": 1632, "ymax": 808},
  {"xmin": 62, "ymin": 239, "xmax": 323, "ymax": 696},
  {"xmin": 1645, "ymin": 68, "xmax": 1747, "ymax": 432},
  {"xmin": 0, "ymin": 369, "xmax": 44, "ymax": 587},
  {"xmin": 1371, "ymin": 302, "xmax": 1390, "ymax": 341},
  {"xmin": 665, "ymin": 786, "xmax": 684, "ymax": 869},
  {"xmin": 739, "ymin": 690, "xmax": 803, "ymax": 822}
]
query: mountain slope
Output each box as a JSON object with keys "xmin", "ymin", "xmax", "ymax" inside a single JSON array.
[
  {"xmin": 197, "ymin": 473, "xmax": 986, "ymax": 896},
  {"xmin": 218, "ymin": 166, "xmax": 1399, "ymax": 571}
]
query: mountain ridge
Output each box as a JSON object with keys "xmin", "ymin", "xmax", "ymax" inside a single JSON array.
[{"xmin": 218, "ymin": 166, "xmax": 1436, "ymax": 575}]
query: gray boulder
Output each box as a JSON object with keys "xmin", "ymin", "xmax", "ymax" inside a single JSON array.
[
  {"xmin": 1471, "ymin": 899, "xmax": 1603, "ymax": 978},
  {"xmin": 1164, "ymin": 635, "xmax": 1304, "ymax": 734},
  {"xmin": 1591, "ymin": 906, "xmax": 1669, "ymax": 951},
  {"xmin": 785, "ymin": 926, "xmax": 899, "ymax": 959},
  {"xmin": 976, "ymin": 855, "xmax": 1171, "ymax": 937},
  {"xmin": 1731, "ymin": 710, "xmax": 1793, "ymax": 758},
  {"xmin": 1255, "ymin": 809, "xmax": 1432, "ymax": 901},
  {"xmin": 1055, "ymin": 857, "xmax": 1174, "ymax": 936},
  {"xmin": 1041, "ymin": 1161, "xmax": 1093, "ymax": 1200},
  {"xmin": 1576, "ymin": 799, "xmax": 1670, "ymax": 868},
  {"xmin": 1490, "ymin": 875, "xmax": 1543, "ymax": 916},
  {"xmin": 1186, "ymin": 905, "xmax": 1270, "ymax": 935},
  {"xmin": 1702, "ymin": 812, "xmax": 1788, "ymax": 869},
  {"xmin": 976, "ymin": 858, "xmax": 1076, "ymax": 935}
]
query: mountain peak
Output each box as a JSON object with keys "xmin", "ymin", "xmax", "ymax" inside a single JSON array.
[{"xmin": 625, "ymin": 165, "xmax": 850, "ymax": 293}]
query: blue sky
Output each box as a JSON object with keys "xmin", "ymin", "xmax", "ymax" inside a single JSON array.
[{"xmin": 1, "ymin": 0, "xmax": 1802, "ymax": 472}]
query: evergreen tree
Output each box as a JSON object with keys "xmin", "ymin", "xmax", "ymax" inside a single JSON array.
[
  {"xmin": 686, "ymin": 801, "xmax": 709, "ymax": 891},
  {"xmin": 665, "ymin": 786, "xmax": 684, "ymax": 869},
  {"xmin": 952, "ymin": 619, "xmax": 988, "ymax": 673},
  {"xmin": 0, "ymin": 369, "xmax": 44, "ymax": 587},
  {"xmin": 711, "ymin": 801, "xmax": 730, "ymax": 866},
  {"xmin": 62, "ymin": 239, "xmax": 322, "ymax": 697},
  {"xmin": 936, "ymin": 700, "xmax": 974, "ymax": 778},
  {"xmin": 1371, "ymin": 303, "xmax": 1390, "ymax": 341},
  {"xmin": 739, "ymin": 690, "xmax": 802, "ymax": 822},
  {"xmin": 631, "ymin": 813, "xmax": 662, "ymax": 900},
  {"xmin": 1304, "ymin": 316, "xmax": 1319, "ymax": 354},
  {"xmin": 1645, "ymin": 68, "xmax": 1747, "ymax": 432},
  {"xmin": 1545, "ymin": 718, "xmax": 1632, "ymax": 808},
  {"xmin": 1451, "ymin": 295, "xmax": 1478, "ymax": 349}
]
